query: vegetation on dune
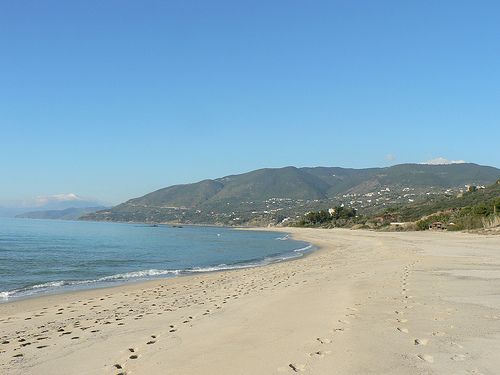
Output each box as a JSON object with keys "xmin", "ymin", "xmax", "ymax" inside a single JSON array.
[
  {"xmin": 414, "ymin": 193, "xmax": 500, "ymax": 231},
  {"xmin": 292, "ymin": 181, "xmax": 500, "ymax": 232},
  {"xmin": 378, "ymin": 181, "xmax": 500, "ymax": 231},
  {"xmin": 381, "ymin": 181, "xmax": 500, "ymax": 222},
  {"xmin": 295, "ymin": 207, "xmax": 358, "ymax": 228}
]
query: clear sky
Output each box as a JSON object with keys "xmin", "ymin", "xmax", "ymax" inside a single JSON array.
[{"xmin": 1, "ymin": 1, "xmax": 499, "ymax": 205}]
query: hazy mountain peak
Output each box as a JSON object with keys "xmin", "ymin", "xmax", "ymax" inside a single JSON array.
[
  {"xmin": 0, "ymin": 194, "xmax": 107, "ymax": 217},
  {"xmin": 33, "ymin": 193, "xmax": 84, "ymax": 207}
]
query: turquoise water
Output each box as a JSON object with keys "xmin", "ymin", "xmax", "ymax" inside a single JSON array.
[{"xmin": 0, "ymin": 218, "xmax": 312, "ymax": 301}]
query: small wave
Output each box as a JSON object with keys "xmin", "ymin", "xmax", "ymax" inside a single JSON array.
[
  {"xmin": 187, "ymin": 247, "xmax": 313, "ymax": 274},
  {"xmin": 0, "ymin": 291, "xmax": 14, "ymax": 299},
  {"xmin": 275, "ymin": 234, "xmax": 289, "ymax": 240},
  {"xmin": 29, "ymin": 270, "xmax": 182, "ymax": 289},
  {"xmin": 187, "ymin": 263, "xmax": 256, "ymax": 273},
  {"xmin": 0, "ymin": 269, "xmax": 182, "ymax": 301},
  {"xmin": 96, "ymin": 269, "xmax": 180, "ymax": 281},
  {"xmin": 31, "ymin": 280, "xmax": 66, "ymax": 289},
  {"xmin": 293, "ymin": 244, "xmax": 314, "ymax": 252}
]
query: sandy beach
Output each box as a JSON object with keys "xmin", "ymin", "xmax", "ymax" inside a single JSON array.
[{"xmin": 1, "ymin": 228, "xmax": 500, "ymax": 375}]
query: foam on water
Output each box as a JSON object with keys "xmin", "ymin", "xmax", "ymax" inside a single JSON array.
[
  {"xmin": 1, "ymin": 269, "xmax": 184, "ymax": 300},
  {"xmin": 275, "ymin": 234, "xmax": 290, "ymax": 240}
]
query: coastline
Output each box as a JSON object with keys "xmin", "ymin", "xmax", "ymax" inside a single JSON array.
[
  {"xmin": 0, "ymin": 228, "xmax": 314, "ymax": 306},
  {"xmin": 2, "ymin": 228, "xmax": 500, "ymax": 374},
  {"xmin": 0, "ymin": 223, "xmax": 313, "ymax": 303}
]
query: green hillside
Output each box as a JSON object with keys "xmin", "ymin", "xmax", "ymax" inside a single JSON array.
[
  {"xmin": 304, "ymin": 163, "xmax": 500, "ymax": 196},
  {"xmin": 212, "ymin": 167, "xmax": 331, "ymax": 202},
  {"xmin": 82, "ymin": 163, "xmax": 500, "ymax": 225},
  {"xmin": 381, "ymin": 181, "xmax": 500, "ymax": 227},
  {"xmin": 377, "ymin": 163, "xmax": 500, "ymax": 187},
  {"xmin": 127, "ymin": 180, "xmax": 223, "ymax": 207},
  {"xmin": 302, "ymin": 167, "xmax": 380, "ymax": 196}
]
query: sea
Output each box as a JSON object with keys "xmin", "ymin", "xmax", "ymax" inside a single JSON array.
[{"xmin": 0, "ymin": 217, "xmax": 312, "ymax": 302}]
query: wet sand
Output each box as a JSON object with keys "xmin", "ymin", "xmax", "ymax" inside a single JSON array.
[{"xmin": 1, "ymin": 228, "xmax": 500, "ymax": 374}]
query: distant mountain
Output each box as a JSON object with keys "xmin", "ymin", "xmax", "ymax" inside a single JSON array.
[
  {"xmin": 0, "ymin": 207, "xmax": 26, "ymax": 218},
  {"xmin": 0, "ymin": 194, "xmax": 106, "ymax": 218},
  {"xmin": 27, "ymin": 193, "xmax": 104, "ymax": 211},
  {"xmin": 16, "ymin": 206, "xmax": 107, "ymax": 220},
  {"xmin": 82, "ymin": 163, "xmax": 500, "ymax": 225}
]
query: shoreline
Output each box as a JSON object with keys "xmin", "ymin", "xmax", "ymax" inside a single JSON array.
[
  {"xmin": 2, "ymin": 228, "xmax": 500, "ymax": 374},
  {"xmin": 0, "ymin": 225, "xmax": 313, "ymax": 304},
  {"xmin": 1, "ymin": 228, "xmax": 314, "ymax": 302},
  {"xmin": 0, "ymin": 236, "xmax": 316, "ymax": 307}
]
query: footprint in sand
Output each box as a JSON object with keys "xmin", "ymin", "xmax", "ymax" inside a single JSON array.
[
  {"xmin": 289, "ymin": 363, "xmax": 306, "ymax": 372},
  {"xmin": 414, "ymin": 338, "xmax": 428, "ymax": 346},
  {"xmin": 449, "ymin": 341, "xmax": 463, "ymax": 349},
  {"xmin": 417, "ymin": 354, "xmax": 434, "ymax": 363},
  {"xmin": 432, "ymin": 331, "xmax": 446, "ymax": 337},
  {"xmin": 309, "ymin": 350, "xmax": 331, "ymax": 358},
  {"xmin": 316, "ymin": 337, "xmax": 331, "ymax": 344}
]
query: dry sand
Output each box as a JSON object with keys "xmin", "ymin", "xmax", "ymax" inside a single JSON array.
[{"xmin": 1, "ymin": 228, "xmax": 500, "ymax": 375}]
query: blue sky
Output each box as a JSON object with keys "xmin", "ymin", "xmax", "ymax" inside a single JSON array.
[{"xmin": 1, "ymin": 1, "xmax": 499, "ymax": 204}]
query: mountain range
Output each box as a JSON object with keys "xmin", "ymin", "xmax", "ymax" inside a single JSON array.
[
  {"xmin": 1, "ymin": 194, "xmax": 105, "ymax": 218},
  {"xmin": 15, "ymin": 206, "xmax": 107, "ymax": 220},
  {"xmin": 82, "ymin": 163, "xmax": 500, "ymax": 225}
]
